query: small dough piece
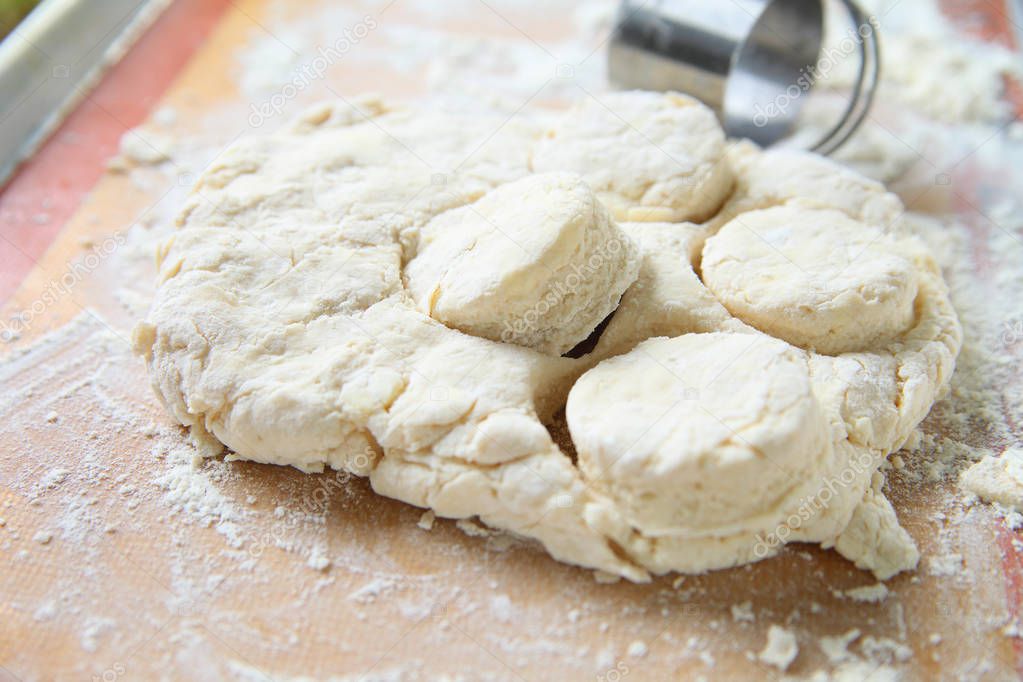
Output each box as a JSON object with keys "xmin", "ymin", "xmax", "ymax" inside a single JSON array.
[
  {"xmin": 833, "ymin": 473, "xmax": 920, "ymax": 580},
  {"xmin": 960, "ymin": 448, "xmax": 1023, "ymax": 511},
  {"xmin": 405, "ymin": 173, "xmax": 639, "ymax": 356},
  {"xmin": 531, "ymin": 91, "xmax": 732, "ymax": 223},
  {"xmin": 567, "ymin": 332, "xmax": 831, "ymax": 538},
  {"xmin": 701, "ymin": 205, "xmax": 919, "ymax": 355}
]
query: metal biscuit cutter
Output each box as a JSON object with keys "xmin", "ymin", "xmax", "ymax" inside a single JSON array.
[{"xmin": 608, "ymin": 0, "xmax": 880, "ymax": 155}]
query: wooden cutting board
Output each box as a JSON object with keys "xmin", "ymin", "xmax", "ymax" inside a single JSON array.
[{"xmin": 1, "ymin": 0, "xmax": 1021, "ymax": 679}]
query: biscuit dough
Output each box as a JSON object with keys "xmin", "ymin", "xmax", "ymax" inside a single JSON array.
[
  {"xmin": 405, "ymin": 173, "xmax": 640, "ymax": 355},
  {"xmin": 135, "ymin": 93, "xmax": 961, "ymax": 582}
]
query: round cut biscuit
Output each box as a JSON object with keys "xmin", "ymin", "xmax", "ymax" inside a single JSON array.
[{"xmin": 406, "ymin": 173, "xmax": 639, "ymax": 356}]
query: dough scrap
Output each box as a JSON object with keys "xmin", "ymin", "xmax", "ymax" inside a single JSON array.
[
  {"xmin": 833, "ymin": 473, "xmax": 921, "ymax": 580},
  {"xmin": 701, "ymin": 205, "xmax": 920, "ymax": 355},
  {"xmin": 405, "ymin": 173, "xmax": 640, "ymax": 356},
  {"xmin": 531, "ymin": 91, "xmax": 733, "ymax": 223},
  {"xmin": 135, "ymin": 93, "xmax": 961, "ymax": 583},
  {"xmin": 960, "ymin": 448, "xmax": 1023, "ymax": 511}
]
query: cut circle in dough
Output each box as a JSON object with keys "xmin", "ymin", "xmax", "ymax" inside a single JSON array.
[
  {"xmin": 567, "ymin": 332, "xmax": 830, "ymax": 538},
  {"xmin": 712, "ymin": 143, "xmax": 906, "ymax": 230},
  {"xmin": 701, "ymin": 205, "xmax": 920, "ymax": 355},
  {"xmin": 531, "ymin": 91, "xmax": 733, "ymax": 223},
  {"xmin": 405, "ymin": 173, "xmax": 640, "ymax": 356}
]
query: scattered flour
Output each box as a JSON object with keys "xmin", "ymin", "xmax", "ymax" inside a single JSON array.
[
  {"xmin": 490, "ymin": 594, "xmax": 513, "ymax": 624},
  {"xmin": 819, "ymin": 629, "xmax": 860, "ymax": 664},
  {"xmin": 860, "ymin": 636, "xmax": 913, "ymax": 664},
  {"xmin": 626, "ymin": 639, "xmax": 648, "ymax": 658},
  {"xmin": 927, "ymin": 554, "xmax": 964, "ymax": 578},
  {"xmin": 841, "ymin": 583, "xmax": 890, "ymax": 604},
  {"xmin": 730, "ymin": 601, "xmax": 755, "ymax": 623},
  {"xmin": 306, "ymin": 545, "xmax": 331, "ymax": 572},
  {"xmin": 758, "ymin": 625, "xmax": 799, "ymax": 671},
  {"xmin": 348, "ymin": 577, "xmax": 399, "ymax": 604},
  {"xmin": 151, "ymin": 431, "xmax": 249, "ymax": 549}
]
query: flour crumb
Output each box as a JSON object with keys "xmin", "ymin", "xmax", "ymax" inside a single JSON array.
[
  {"xmin": 33, "ymin": 601, "xmax": 58, "ymax": 622},
  {"xmin": 730, "ymin": 601, "xmax": 755, "ymax": 623},
  {"xmin": 758, "ymin": 625, "xmax": 798, "ymax": 671},
  {"xmin": 819, "ymin": 628, "xmax": 860, "ymax": 664},
  {"xmin": 455, "ymin": 518, "xmax": 490, "ymax": 537},
  {"xmin": 927, "ymin": 553, "xmax": 963, "ymax": 577},
  {"xmin": 860, "ymin": 636, "xmax": 913, "ymax": 664},
  {"xmin": 307, "ymin": 546, "xmax": 331, "ymax": 572},
  {"xmin": 843, "ymin": 583, "xmax": 889, "ymax": 603},
  {"xmin": 153, "ymin": 105, "xmax": 178, "ymax": 127},
  {"xmin": 45, "ymin": 411, "xmax": 59, "ymax": 423},
  {"xmin": 348, "ymin": 578, "xmax": 396, "ymax": 604},
  {"xmin": 33, "ymin": 530, "xmax": 52, "ymax": 545},
  {"xmin": 627, "ymin": 640, "xmax": 648, "ymax": 658},
  {"xmin": 80, "ymin": 616, "xmax": 115, "ymax": 653},
  {"xmin": 594, "ymin": 647, "xmax": 615, "ymax": 671},
  {"xmin": 38, "ymin": 468, "xmax": 70, "ymax": 490},
  {"xmin": 827, "ymin": 660, "xmax": 900, "ymax": 682},
  {"xmin": 115, "ymin": 129, "xmax": 173, "ymax": 166},
  {"xmin": 901, "ymin": 428, "xmax": 923, "ymax": 452},
  {"xmin": 417, "ymin": 509, "xmax": 436, "ymax": 531},
  {"xmin": 489, "ymin": 594, "xmax": 512, "ymax": 623}
]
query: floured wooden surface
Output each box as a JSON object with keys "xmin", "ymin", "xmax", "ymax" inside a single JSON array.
[{"xmin": 2, "ymin": 0, "xmax": 1022, "ymax": 679}]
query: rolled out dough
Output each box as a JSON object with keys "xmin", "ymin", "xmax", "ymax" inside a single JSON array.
[{"xmin": 135, "ymin": 92, "xmax": 961, "ymax": 582}]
